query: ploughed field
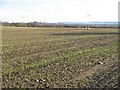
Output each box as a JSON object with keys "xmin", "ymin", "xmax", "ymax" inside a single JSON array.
[{"xmin": 2, "ymin": 26, "xmax": 119, "ymax": 88}]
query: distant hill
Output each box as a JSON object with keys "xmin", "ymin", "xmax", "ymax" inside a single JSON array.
[
  {"xmin": 1, "ymin": 21, "xmax": 118, "ymax": 28},
  {"xmin": 57, "ymin": 22, "xmax": 118, "ymax": 25}
]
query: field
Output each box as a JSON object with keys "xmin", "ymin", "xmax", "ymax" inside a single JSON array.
[{"xmin": 2, "ymin": 26, "xmax": 119, "ymax": 88}]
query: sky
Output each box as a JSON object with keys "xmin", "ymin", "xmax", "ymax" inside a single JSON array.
[{"xmin": 0, "ymin": 0, "xmax": 119, "ymax": 22}]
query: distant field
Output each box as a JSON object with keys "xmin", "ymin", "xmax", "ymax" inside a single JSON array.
[{"xmin": 2, "ymin": 26, "xmax": 119, "ymax": 88}]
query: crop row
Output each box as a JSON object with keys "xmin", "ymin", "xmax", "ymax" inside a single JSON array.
[{"xmin": 3, "ymin": 42, "xmax": 118, "ymax": 88}]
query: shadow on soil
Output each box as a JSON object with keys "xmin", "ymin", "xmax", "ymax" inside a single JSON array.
[{"xmin": 52, "ymin": 32, "xmax": 120, "ymax": 36}]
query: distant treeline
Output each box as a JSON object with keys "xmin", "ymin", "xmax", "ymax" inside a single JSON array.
[{"xmin": 2, "ymin": 21, "xmax": 118, "ymax": 28}]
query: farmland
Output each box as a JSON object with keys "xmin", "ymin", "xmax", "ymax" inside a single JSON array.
[{"xmin": 2, "ymin": 26, "xmax": 119, "ymax": 88}]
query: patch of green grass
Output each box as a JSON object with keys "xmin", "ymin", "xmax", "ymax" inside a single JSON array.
[{"xmin": 2, "ymin": 26, "xmax": 118, "ymax": 88}]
